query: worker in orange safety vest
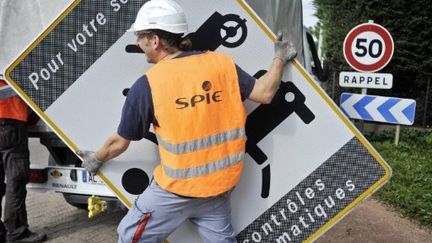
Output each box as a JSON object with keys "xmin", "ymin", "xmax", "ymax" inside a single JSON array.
[
  {"xmin": 0, "ymin": 79, "xmax": 47, "ymax": 243},
  {"xmin": 78, "ymin": 0, "xmax": 296, "ymax": 242}
]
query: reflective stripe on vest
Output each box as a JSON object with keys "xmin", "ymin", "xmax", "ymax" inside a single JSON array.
[
  {"xmin": 0, "ymin": 85, "xmax": 17, "ymax": 100},
  {"xmin": 162, "ymin": 152, "xmax": 244, "ymax": 179},
  {"xmin": 156, "ymin": 128, "xmax": 245, "ymax": 155}
]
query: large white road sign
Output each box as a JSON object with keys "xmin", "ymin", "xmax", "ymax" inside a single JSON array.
[{"xmin": 5, "ymin": 0, "xmax": 391, "ymax": 242}]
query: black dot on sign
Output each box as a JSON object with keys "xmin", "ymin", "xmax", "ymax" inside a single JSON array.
[
  {"xmin": 122, "ymin": 88, "xmax": 130, "ymax": 96},
  {"xmin": 121, "ymin": 168, "xmax": 149, "ymax": 195}
]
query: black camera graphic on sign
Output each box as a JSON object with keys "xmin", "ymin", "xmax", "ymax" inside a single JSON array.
[
  {"xmin": 122, "ymin": 12, "xmax": 315, "ymax": 199},
  {"xmin": 126, "ymin": 11, "xmax": 247, "ymax": 53}
]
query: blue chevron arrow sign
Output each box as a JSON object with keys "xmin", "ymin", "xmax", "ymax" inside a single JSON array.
[{"xmin": 340, "ymin": 93, "xmax": 416, "ymax": 125}]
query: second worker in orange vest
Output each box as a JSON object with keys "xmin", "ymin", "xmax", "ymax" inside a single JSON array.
[
  {"xmin": 78, "ymin": 0, "xmax": 296, "ymax": 242},
  {"xmin": 0, "ymin": 80, "xmax": 47, "ymax": 243}
]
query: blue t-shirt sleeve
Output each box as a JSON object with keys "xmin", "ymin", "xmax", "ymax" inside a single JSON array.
[
  {"xmin": 117, "ymin": 75, "xmax": 154, "ymax": 141},
  {"xmin": 236, "ymin": 65, "xmax": 256, "ymax": 101}
]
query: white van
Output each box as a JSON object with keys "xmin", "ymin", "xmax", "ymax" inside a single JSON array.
[{"xmin": 1, "ymin": 0, "xmax": 327, "ymax": 212}]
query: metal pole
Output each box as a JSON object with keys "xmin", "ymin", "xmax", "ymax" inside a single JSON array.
[
  {"xmin": 358, "ymin": 20, "xmax": 372, "ymax": 133},
  {"xmin": 422, "ymin": 76, "xmax": 431, "ymax": 127},
  {"xmin": 332, "ymin": 72, "xmax": 336, "ymax": 99},
  {"xmin": 394, "ymin": 125, "xmax": 400, "ymax": 145},
  {"xmin": 359, "ymin": 88, "xmax": 367, "ymax": 133}
]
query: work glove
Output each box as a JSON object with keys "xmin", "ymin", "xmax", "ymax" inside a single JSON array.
[
  {"xmin": 77, "ymin": 150, "xmax": 103, "ymax": 174},
  {"xmin": 274, "ymin": 31, "xmax": 297, "ymax": 63}
]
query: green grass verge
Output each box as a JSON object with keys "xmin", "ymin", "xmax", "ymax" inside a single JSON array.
[{"xmin": 365, "ymin": 128, "xmax": 432, "ymax": 226}]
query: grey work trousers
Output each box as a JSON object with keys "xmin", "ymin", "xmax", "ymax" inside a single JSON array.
[
  {"xmin": 117, "ymin": 181, "xmax": 236, "ymax": 243},
  {"xmin": 0, "ymin": 119, "xmax": 30, "ymax": 242}
]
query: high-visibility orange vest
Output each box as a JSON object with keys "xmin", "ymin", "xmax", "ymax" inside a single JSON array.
[
  {"xmin": 147, "ymin": 52, "xmax": 247, "ymax": 197},
  {"xmin": 0, "ymin": 80, "xmax": 28, "ymax": 122}
]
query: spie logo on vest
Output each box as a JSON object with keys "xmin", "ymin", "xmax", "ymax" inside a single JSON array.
[{"xmin": 175, "ymin": 81, "xmax": 222, "ymax": 109}]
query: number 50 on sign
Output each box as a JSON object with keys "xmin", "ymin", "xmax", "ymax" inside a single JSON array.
[{"xmin": 343, "ymin": 23, "xmax": 394, "ymax": 73}]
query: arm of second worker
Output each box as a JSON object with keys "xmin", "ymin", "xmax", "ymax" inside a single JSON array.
[
  {"xmin": 95, "ymin": 133, "xmax": 130, "ymax": 162},
  {"xmin": 247, "ymin": 58, "xmax": 285, "ymax": 104}
]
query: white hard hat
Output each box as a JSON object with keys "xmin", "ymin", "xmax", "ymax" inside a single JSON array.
[{"xmin": 128, "ymin": 0, "xmax": 188, "ymax": 34}]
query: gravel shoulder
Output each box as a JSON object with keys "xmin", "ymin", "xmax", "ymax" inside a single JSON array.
[{"xmin": 316, "ymin": 198, "xmax": 432, "ymax": 243}]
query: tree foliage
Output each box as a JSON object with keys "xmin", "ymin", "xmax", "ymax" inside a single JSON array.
[{"xmin": 314, "ymin": 0, "xmax": 432, "ymax": 126}]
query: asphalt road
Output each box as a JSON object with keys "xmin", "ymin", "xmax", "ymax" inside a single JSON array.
[
  {"xmin": 26, "ymin": 191, "xmax": 124, "ymax": 243},
  {"xmin": 24, "ymin": 138, "xmax": 432, "ymax": 243}
]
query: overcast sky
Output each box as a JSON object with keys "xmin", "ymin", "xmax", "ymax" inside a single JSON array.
[{"xmin": 303, "ymin": 0, "xmax": 318, "ymax": 27}]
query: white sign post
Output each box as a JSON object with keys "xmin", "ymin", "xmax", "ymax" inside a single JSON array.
[{"xmin": 5, "ymin": 1, "xmax": 391, "ymax": 242}]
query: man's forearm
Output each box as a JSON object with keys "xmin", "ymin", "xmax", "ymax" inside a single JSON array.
[
  {"xmin": 96, "ymin": 133, "xmax": 130, "ymax": 162},
  {"xmin": 262, "ymin": 57, "xmax": 285, "ymax": 93},
  {"xmin": 256, "ymin": 58, "xmax": 285, "ymax": 103}
]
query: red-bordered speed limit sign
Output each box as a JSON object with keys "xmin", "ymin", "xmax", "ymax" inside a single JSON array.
[{"xmin": 343, "ymin": 23, "xmax": 394, "ymax": 73}]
